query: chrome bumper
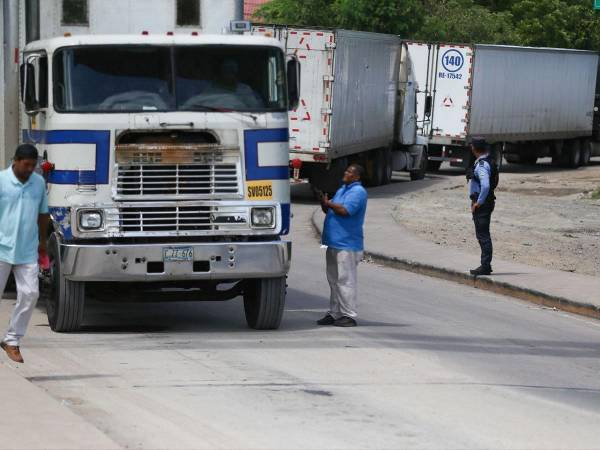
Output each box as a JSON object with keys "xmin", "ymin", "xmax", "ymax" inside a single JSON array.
[{"xmin": 59, "ymin": 240, "xmax": 291, "ymax": 282}]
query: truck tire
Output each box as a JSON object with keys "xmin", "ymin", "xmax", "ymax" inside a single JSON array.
[
  {"xmin": 492, "ymin": 144, "xmax": 504, "ymax": 170},
  {"xmin": 580, "ymin": 140, "xmax": 592, "ymax": 166},
  {"xmin": 427, "ymin": 160, "xmax": 442, "ymax": 172},
  {"xmin": 565, "ymin": 140, "xmax": 581, "ymax": 169},
  {"xmin": 504, "ymin": 154, "xmax": 520, "ymax": 164},
  {"xmin": 43, "ymin": 233, "xmax": 85, "ymax": 332},
  {"xmin": 381, "ymin": 147, "xmax": 393, "ymax": 185},
  {"xmin": 308, "ymin": 157, "xmax": 347, "ymax": 195},
  {"xmin": 366, "ymin": 148, "xmax": 386, "ymax": 186},
  {"xmin": 410, "ymin": 146, "xmax": 428, "ymax": 181},
  {"xmin": 243, "ymin": 277, "xmax": 286, "ymax": 330}
]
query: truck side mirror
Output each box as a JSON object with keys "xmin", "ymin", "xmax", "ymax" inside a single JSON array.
[
  {"xmin": 20, "ymin": 62, "xmax": 39, "ymax": 116},
  {"xmin": 424, "ymin": 95, "xmax": 432, "ymax": 118},
  {"xmin": 287, "ymin": 58, "xmax": 301, "ymax": 111}
]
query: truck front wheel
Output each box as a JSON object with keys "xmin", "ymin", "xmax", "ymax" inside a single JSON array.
[
  {"xmin": 410, "ymin": 146, "xmax": 428, "ymax": 181},
  {"xmin": 243, "ymin": 277, "xmax": 286, "ymax": 330},
  {"xmin": 43, "ymin": 234, "xmax": 85, "ymax": 332}
]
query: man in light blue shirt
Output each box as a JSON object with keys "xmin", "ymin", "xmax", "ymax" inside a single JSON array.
[
  {"xmin": 317, "ymin": 164, "xmax": 367, "ymax": 327},
  {"xmin": 0, "ymin": 144, "xmax": 49, "ymax": 363}
]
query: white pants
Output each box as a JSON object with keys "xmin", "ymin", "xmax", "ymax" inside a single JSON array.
[
  {"xmin": 326, "ymin": 248, "xmax": 363, "ymax": 319},
  {"xmin": 0, "ymin": 262, "xmax": 39, "ymax": 346}
]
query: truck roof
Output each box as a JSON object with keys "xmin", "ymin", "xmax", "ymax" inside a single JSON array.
[{"xmin": 23, "ymin": 33, "xmax": 284, "ymax": 52}]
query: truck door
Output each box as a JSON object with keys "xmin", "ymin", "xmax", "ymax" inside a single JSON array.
[
  {"xmin": 430, "ymin": 44, "xmax": 473, "ymax": 141},
  {"xmin": 406, "ymin": 42, "xmax": 436, "ymax": 138}
]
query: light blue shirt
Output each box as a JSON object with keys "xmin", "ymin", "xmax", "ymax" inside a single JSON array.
[
  {"xmin": 0, "ymin": 168, "xmax": 49, "ymax": 265},
  {"xmin": 322, "ymin": 181, "xmax": 368, "ymax": 251},
  {"xmin": 469, "ymin": 154, "xmax": 491, "ymax": 204}
]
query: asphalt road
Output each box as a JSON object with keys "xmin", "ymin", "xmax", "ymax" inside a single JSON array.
[{"xmin": 3, "ymin": 174, "xmax": 600, "ymax": 449}]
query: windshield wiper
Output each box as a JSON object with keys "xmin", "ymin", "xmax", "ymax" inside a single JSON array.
[{"xmin": 183, "ymin": 104, "xmax": 258, "ymax": 123}]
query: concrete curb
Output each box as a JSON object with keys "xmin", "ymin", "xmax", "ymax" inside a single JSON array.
[{"xmin": 311, "ymin": 208, "xmax": 600, "ymax": 321}]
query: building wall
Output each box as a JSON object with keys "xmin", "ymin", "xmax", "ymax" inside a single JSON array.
[
  {"xmin": 39, "ymin": 0, "xmax": 243, "ymax": 37},
  {"xmin": 244, "ymin": 0, "xmax": 271, "ymax": 20}
]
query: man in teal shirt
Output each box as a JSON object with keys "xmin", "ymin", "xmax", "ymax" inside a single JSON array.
[
  {"xmin": 317, "ymin": 164, "xmax": 367, "ymax": 327},
  {"xmin": 0, "ymin": 144, "xmax": 49, "ymax": 363}
]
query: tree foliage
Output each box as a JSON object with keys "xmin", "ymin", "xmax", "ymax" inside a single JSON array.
[{"xmin": 253, "ymin": 0, "xmax": 600, "ymax": 50}]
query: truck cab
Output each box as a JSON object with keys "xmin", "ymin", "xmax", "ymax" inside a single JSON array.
[{"xmin": 20, "ymin": 33, "xmax": 300, "ymax": 331}]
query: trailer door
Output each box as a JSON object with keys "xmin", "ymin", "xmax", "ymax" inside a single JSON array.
[
  {"xmin": 285, "ymin": 29, "xmax": 335, "ymax": 162},
  {"xmin": 430, "ymin": 44, "xmax": 473, "ymax": 140}
]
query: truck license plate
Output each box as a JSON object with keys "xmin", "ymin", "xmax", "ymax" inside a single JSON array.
[{"xmin": 163, "ymin": 247, "xmax": 194, "ymax": 262}]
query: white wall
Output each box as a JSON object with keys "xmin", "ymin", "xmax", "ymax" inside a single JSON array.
[{"xmin": 39, "ymin": 0, "xmax": 243, "ymax": 38}]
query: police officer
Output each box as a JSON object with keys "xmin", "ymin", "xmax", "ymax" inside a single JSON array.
[{"xmin": 467, "ymin": 138, "xmax": 499, "ymax": 276}]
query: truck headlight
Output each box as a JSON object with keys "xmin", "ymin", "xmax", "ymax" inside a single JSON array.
[
  {"xmin": 251, "ymin": 207, "xmax": 275, "ymax": 228},
  {"xmin": 78, "ymin": 210, "xmax": 103, "ymax": 230}
]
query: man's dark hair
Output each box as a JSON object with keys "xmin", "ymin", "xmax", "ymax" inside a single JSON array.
[
  {"xmin": 348, "ymin": 163, "xmax": 364, "ymax": 180},
  {"xmin": 471, "ymin": 137, "xmax": 487, "ymax": 152},
  {"xmin": 14, "ymin": 144, "xmax": 38, "ymax": 161}
]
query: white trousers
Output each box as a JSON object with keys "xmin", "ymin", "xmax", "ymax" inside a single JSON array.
[
  {"xmin": 0, "ymin": 262, "xmax": 39, "ymax": 346},
  {"xmin": 326, "ymin": 248, "xmax": 363, "ymax": 319}
]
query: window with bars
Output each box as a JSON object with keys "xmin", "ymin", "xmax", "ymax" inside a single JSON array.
[
  {"xmin": 176, "ymin": 0, "xmax": 201, "ymax": 27},
  {"xmin": 62, "ymin": 0, "xmax": 88, "ymax": 26}
]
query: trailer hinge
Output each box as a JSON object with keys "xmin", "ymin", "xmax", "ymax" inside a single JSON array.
[
  {"xmin": 321, "ymin": 108, "xmax": 333, "ymax": 115},
  {"xmin": 325, "ymin": 42, "xmax": 336, "ymax": 49},
  {"xmin": 319, "ymin": 141, "xmax": 331, "ymax": 148},
  {"xmin": 323, "ymin": 75, "xmax": 335, "ymax": 82}
]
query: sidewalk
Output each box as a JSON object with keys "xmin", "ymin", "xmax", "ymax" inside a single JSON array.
[
  {"xmin": 0, "ymin": 360, "xmax": 120, "ymax": 449},
  {"xmin": 311, "ymin": 196, "xmax": 600, "ymax": 320}
]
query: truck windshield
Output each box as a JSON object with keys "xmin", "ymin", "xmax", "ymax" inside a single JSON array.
[{"xmin": 53, "ymin": 45, "xmax": 287, "ymax": 113}]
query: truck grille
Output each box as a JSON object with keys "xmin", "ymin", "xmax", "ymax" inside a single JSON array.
[
  {"xmin": 103, "ymin": 203, "xmax": 251, "ymax": 236},
  {"xmin": 114, "ymin": 143, "xmax": 243, "ymax": 200},
  {"xmin": 116, "ymin": 205, "xmax": 212, "ymax": 233},
  {"xmin": 115, "ymin": 164, "xmax": 241, "ymax": 199}
]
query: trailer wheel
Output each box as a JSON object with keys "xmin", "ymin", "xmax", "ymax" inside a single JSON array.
[
  {"xmin": 243, "ymin": 277, "xmax": 286, "ymax": 330},
  {"xmin": 308, "ymin": 157, "xmax": 347, "ymax": 195},
  {"xmin": 427, "ymin": 160, "xmax": 442, "ymax": 172},
  {"xmin": 381, "ymin": 147, "xmax": 393, "ymax": 185},
  {"xmin": 366, "ymin": 148, "xmax": 392, "ymax": 186},
  {"xmin": 580, "ymin": 140, "xmax": 592, "ymax": 166},
  {"xmin": 43, "ymin": 233, "xmax": 85, "ymax": 332},
  {"xmin": 565, "ymin": 140, "xmax": 581, "ymax": 169},
  {"xmin": 410, "ymin": 146, "xmax": 428, "ymax": 181}
]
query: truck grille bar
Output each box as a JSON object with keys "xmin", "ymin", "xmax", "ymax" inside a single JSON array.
[
  {"xmin": 116, "ymin": 164, "xmax": 240, "ymax": 198},
  {"xmin": 113, "ymin": 143, "xmax": 243, "ymax": 200},
  {"xmin": 103, "ymin": 203, "xmax": 250, "ymax": 235}
]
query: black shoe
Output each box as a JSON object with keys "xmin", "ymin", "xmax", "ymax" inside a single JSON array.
[
  {"xmin": 317, "ymin": 314, "xmax": 336, "ymax": 325},
  {"xmin": 333, "ymin": 316, "xmax": 357, "ymax": 327},
  {"xmin": 470, "ymin": 266, "xmax": 492, "ymax": 276}
]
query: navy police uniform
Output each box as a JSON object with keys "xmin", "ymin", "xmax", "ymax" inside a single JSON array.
[{"xmin": 467, "ymin": 152, "xmax": 498, "ymax": 274}]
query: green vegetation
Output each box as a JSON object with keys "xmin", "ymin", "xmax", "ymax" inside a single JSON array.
[
  {"xmin": 254, "ymin": 0, "xmax": 600, "ymax": 50},
  {"xmin": 591, "ymin": 187, "xmax": 600, "ymax": 199}
]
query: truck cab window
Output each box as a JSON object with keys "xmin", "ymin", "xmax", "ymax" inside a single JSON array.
[
  {"xmin": 53, "ymin": 44, "xmax": 287, "ymax": 113},
  {"xmin": 53, "ymin": 46, "xmax": 173, "ymax": 112}
]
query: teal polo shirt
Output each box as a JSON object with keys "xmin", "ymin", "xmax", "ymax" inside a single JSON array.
[{"xmin": 0, "ymin": 167, "xmax": 49, "ymax": 265}]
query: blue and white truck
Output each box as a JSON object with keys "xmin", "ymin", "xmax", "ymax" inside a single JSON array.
[{"xmin": 17, "ymin": 29, "xmax": 299, "ymax": 331}]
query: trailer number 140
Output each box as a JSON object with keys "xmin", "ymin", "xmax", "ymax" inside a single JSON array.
[{"xmin": 441, "ymin": 49, "xmax": 465, "ymax": 73}]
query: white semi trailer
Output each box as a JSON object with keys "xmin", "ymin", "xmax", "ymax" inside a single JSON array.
[
  {"xmin": 407, "ymin": 41, "xmax": 600, "ymax": 170},
  {"xmin": 252, "ymin": 26, "xmax": 429, "ymax": 192}
]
